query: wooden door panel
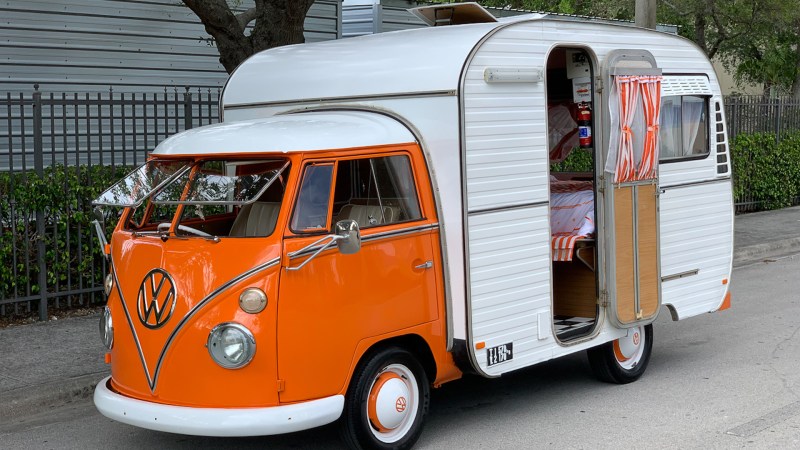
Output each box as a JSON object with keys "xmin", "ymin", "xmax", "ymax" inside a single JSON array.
[
  {"xmin": 637, "ymin": 183, "xmax": 659, "ymax": 319},
  {"xmin": 614, "ymin": 186, "xmax": 636, "ymax": 323}
]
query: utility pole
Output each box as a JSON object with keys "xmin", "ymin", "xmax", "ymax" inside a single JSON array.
[{"xmin": 635, "ymin": 0, "xmax": 657, "ymax": 29}]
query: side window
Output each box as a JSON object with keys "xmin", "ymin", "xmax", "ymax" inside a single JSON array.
[
  {"xmin": 660, "ymin": 95, "xmax": 709, "ymax": 162},
  {"xmin": 332, "ymin": 155, "xmax": 422, "ymax": 229},
  {"xmin": 291, "ymin": 164, "xmax": 333, "ymax": 232}
]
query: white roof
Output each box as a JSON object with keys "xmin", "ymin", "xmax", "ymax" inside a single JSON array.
[
  {"xmin": 222, "ymin": 22, "xmax": 512, "ymax": 107},
  {"xmin": 152, "ymin": 111, "xmax": 416, "ymax": 156}
]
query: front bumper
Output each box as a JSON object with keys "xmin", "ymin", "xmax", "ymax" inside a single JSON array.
[{"xmin": 93, "ymin": 377, "xmax": 344, "ymax": 437}]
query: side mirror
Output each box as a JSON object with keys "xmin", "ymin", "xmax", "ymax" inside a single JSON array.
[{"xmin": 335, "ymin": 220, "xmax": 361, "ymax": 255}]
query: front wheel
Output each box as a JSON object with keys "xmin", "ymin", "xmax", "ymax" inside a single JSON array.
[
  {"xmin": 587, "ymin": 324, "xmax": 653, "ymax": 384},
  {"xmin": 339, "ymin": 347, "xmax": 430, "ymax": 450}
]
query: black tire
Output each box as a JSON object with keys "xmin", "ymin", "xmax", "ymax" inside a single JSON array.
[
  {"xmin": 339, "ymin": 346, "xmax": 430, "ymax": 450},
  {"xmin": 587, "ymin": 323, "xmax": 653, "ymax": 384}
]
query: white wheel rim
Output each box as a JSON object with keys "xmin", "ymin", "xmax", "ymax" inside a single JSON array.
[
  {"xmin": 613, "ymin": 325, "xmax": 645, "ymax": 370},
  {"xmin": 366, "ymin": 363, "xmax": 419, "ymax": 443}
]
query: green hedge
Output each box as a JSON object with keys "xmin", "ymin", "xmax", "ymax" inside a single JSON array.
[
  {"xmin": 0, "ymin": 165, "xmax": 128, "ymax": 304},
  {"xmin": 730, "ymin": 131, "xmax": 800, "ymax": 211}
]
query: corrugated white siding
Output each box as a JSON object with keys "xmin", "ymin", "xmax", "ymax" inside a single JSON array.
[
  {"xmin": 462, "ymin": 23, "xmax": 555, "ymax": 375},
  {"xmin": 0, "ymin": 0, "xmax": 341, "ymax": 92},
  {"xmin": 468, "ymin": 207, "xmax": 553, "ymax": 375},
  {"xmin": 659, "ymin": 181, "xmax": 732, "ymax": 318}
]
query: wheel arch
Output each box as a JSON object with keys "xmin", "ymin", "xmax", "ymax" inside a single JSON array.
[{"xmin": 353, "ymin": 333, "xmax": 437, "ymax": 387}]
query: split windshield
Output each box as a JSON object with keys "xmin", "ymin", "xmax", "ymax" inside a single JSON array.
[
  {"xmin": 94, "ymin": 158, "xmax": 290, "ymax": 238},
  {"xmin": 153, "ymin": 160, "xmax": 290, "ymax": 205}
]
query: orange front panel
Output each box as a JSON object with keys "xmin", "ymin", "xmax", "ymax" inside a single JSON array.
[
  {"xmin": 109, "ymin": 231, "xmax": 282, "ymax": 407},
  {"xmin": 277, "ymin": 227, "xmax": 440, "ymax": 402}
]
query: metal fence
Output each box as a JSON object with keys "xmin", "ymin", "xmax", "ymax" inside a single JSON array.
[
  {"xmin": 724, "ymin": 95, "xmax": 800, "ymax": 142},
  {"xmin": 1, "ymin": 86, "xmax": 220, "ymax": 319},
  {"xmin": 724, "ymin": 95, "xmax": 800, "ymax": 213}
]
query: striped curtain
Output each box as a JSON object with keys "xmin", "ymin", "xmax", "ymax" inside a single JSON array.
[
  {"xmin": 638, "ymin": 76, "xmax": 662, "ymax": 180},
  {"xmin": 610, "ymin": 75, "xmax": 663, "ymax": 183},
  {"xmin": 613, "ymin": 76, "xmax": 640, "ymax": 183}
]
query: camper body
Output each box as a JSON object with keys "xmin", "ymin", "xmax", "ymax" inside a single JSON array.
[{"xmin": 93, "ymin": 9, "xmax": 733, "ymax": 449}]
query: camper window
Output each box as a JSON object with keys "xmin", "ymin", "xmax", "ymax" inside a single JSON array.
[{"xmin": 660, "ymin": 95, "xmax": 709, "ymax": 161}]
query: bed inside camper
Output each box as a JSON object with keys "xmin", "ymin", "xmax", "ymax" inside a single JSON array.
[{"xmin": 546, "ymin": 47, "xmax": 599, "ymax": 342}]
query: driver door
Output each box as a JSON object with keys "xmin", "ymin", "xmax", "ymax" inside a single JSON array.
[{"xmin": 276, "ymin": 153, "xmax": 439, "ymax": 403}]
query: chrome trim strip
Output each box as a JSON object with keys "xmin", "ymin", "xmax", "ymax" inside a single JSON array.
[
  {"xmin": 224, "ymin": 90, "xmax": 457, "ymax": 111},
  {"xmin": 660, "ymin": 177, "xmax": 732, "ymax": 190},
  {"xmin": 361, "ymin": 223, "xmax": 439, "ymax": 242},
  {"xmin": 661, "ymin": 269, "xmax": 699, "ymax": 282},
  {"xmin": 288, "ymin": 223, "xmax": 439, "ymax": 259},
  {"xmin": 114, "ymin": 256, "xmax": 280, "ymax": 392},
  {"xmin": 111, "ymin": 261, "xmax": 153, "ymax": 390},
  {"xmin": 468, "ymin": 201, "xmax": 549, "ymax": 216}
]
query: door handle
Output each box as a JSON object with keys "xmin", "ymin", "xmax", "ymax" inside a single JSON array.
[{"xmin": 414, "ymin": 261, "xmax": 433, "ymax": 270}]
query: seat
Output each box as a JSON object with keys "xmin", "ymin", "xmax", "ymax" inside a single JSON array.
[
  {"xmin": 229, "ymin": 202, "xmax": 281, "ymax": 237},
  {"xmin": 336, "ymin": 204, "xmax": 397, "ymax": 228}
]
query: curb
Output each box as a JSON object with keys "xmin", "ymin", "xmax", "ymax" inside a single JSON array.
[
  {"xmin": 733, "ymin": 236, "xmax": 800, "ymax": 267},
  {"xmin": 0, "ymin": 371, "xmax": 107, "ymax": 421}
]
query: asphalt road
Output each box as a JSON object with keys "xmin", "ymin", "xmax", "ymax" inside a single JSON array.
[{"xmin": 2, "ymin": 254, "xmax": 799, "ymax": 449}]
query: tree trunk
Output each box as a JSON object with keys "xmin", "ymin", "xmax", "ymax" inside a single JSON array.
[
  {"xmin": 694, "ymin": 13, "xmax": 708, "ymax": 55},
  {"xmin": 183, "ymin": 0, "xmax": 315, "ymax": 74}
]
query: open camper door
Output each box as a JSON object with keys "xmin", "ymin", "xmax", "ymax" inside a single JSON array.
[{"xmin": 603, "ymin": 50, "xmax": 663, "ymax": 328}]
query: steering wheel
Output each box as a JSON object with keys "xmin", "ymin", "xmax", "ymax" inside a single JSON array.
[{"xmin": 157, "ymin": 223, "xmax": 213, "ymax": 238}]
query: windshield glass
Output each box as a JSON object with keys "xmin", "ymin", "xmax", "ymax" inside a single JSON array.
[
  {"xmin": 93, "ymin": 160, "xmax": 190, "ymax": 207},
  {"xmin": 154, "ymin": 160, "xmax": 290, "ymax": 205}
]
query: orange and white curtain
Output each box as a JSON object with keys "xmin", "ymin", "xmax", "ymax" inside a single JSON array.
[
  {"xmin": 605, "ymin": 74, "xmax": 663, "ymax": 183},
  {"xmin": 638, "ymin": 76, "xmax": 662, "ymax": 180}
]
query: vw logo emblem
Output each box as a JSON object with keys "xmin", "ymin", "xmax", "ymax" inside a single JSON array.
[
  {"xmin": 395, "ymin": 396, "xmax": 407, "ymax": 413},
  {"xmin": 136, "ymin": 268, "xmax": 177, "ymax": 329}
]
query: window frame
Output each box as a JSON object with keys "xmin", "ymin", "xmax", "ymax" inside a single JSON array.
[
  {"xmin": 288, "ymin": 151, "xmax": 425, "ymax": 236},
  {"xmin": 659, "ymin": 94, "xmax": 711, "ymax": 164}
]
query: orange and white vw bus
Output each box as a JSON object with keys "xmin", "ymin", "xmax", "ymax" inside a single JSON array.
[{"xmin": 92, "ymin": 4, "xmax": 734, "ymax": 449}]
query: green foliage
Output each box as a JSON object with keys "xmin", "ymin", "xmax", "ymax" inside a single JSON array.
[
  {"xmin": 550, "ymin": 148, "xmax": 594, "ymax": 173},
  {"xmin": 0, "ymin": 165, "xmax": 129, "ymax": 302},
  {"xmin": 730, "ymin": 131, "xmax": 800, "ymax": 210}
]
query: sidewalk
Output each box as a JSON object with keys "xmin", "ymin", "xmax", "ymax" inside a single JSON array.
[{"xmin": 1, "ymin": 206, "xmax": 799, "ymax": 420}]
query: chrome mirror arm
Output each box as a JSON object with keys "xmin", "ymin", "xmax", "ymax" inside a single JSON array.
[
  {"xmin": 285, "ymin": 234, "xmax": 343, "ymax": 271},
  {"xmin": 91, "ymin": 219, "xmax": 110, "ymax": 261}
]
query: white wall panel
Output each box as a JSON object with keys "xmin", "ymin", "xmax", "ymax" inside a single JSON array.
[
  {"xmin": 659, "ymin": 181, "xmax": 733, "ymax": 318},
  {"xmin": 467, "ymin": 206, "xmax": 553, "ymax": 376}
]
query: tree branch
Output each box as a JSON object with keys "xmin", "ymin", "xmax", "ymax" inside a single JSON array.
[{"xmin": 236, "ymin": 7, "xmax": 258, "ymax": 32}]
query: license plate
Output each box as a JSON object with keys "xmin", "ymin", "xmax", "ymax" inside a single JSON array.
[{"xmin": 486, "ymin": 342, "xmax": 513, "ymax": 367}]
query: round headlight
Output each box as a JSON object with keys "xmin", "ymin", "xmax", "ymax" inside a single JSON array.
[
  {"xmin": 207, "ymin": 323, "xmax": 256, "ymax": 369},
  {"xmin": 99, "ymin": 306, "xmax": 113, "ymax": 349},
  {"xmin": 239, "ymin": 288, "xmax": 267, "ymax": 314},
  {"xmin": 104, "ymin": 273, "xmax": 114, "ymax": 296}
]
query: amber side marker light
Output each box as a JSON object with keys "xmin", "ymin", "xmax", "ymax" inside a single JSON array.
[{"xmin": 475, "ymin": 342, "xmax": 486, "ymax": 350}]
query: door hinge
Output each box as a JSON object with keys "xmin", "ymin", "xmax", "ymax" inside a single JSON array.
[
  {"xmin": 277, "ymin": 379, "xmax": 285, "ymax": 393},
  {"xmin": 598, "ymin": 289, "xmax": 609, "ymax": 308}
]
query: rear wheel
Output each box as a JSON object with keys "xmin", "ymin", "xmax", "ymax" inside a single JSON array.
[
  {"xmin": 587, "ymin": 324, "xmax": 653, "ymax": 384},
  {"xmin": 339, "ymin": 347, "xmax": 430, "ymax": 450}
]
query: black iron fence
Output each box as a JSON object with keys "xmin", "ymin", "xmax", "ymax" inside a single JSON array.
[
  {"xmin": 1, "ymin": 86, "xmax": 220, "ymax": 319},
  {"xmin": 725, "ymin": 95, "xmax": 800, "ymax": 142},
  {"xmin": 724, "ymin": 95, "xmax": 800, "ymax": 213}
]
